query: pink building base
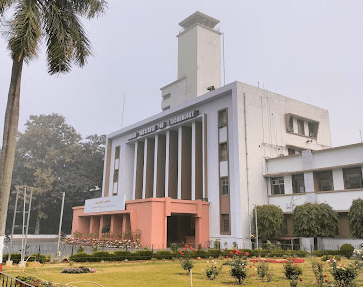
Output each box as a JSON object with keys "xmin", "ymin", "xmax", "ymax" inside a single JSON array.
[{"xmin": 72, "ymin": 198, "xmax": 209, "ymax": 249}]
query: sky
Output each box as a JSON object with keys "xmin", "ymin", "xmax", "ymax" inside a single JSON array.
[{"xmin": 0, "ymin": 0, "xmax": 362, "ymax": 148}]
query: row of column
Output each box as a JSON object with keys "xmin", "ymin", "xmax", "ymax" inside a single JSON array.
[{"xmin": 132, "ymin": 121, "xmax": 204, "ymax": 201}]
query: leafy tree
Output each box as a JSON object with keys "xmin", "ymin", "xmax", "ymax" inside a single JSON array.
[
  {"xmin": 348, "ymin": 198, "xmax": 363, "ymax": 239},
  {"xmin": 0, "ymin": 0, "xmax": 107, "ymax": 254},
  {"xmin": 7, "ymin": 114, "xmax": 105, "ymax": 234},
  {"xmin": 292, "ymin": 202, "xmax": 338, "ymax": 238},
  {"xmin": 252, "ymin": 204, "xmax": 285, "ymax": 240}
]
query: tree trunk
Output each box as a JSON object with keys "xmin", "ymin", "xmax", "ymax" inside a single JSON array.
[
  {"xmin": 34, "ymin": 196, "xmax": 43, "ymax": 235},
  {"xmin": 0, "ymin": 58, "xmax": 24, "ymax": 266}
]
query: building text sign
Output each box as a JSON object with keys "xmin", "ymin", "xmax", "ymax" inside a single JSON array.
[
  {"xmin": 84, "ymin": 195, "xmax": 125, "ymax": 213},
  {"xmin": 128, "ymin": 110, "xmax": 199, "ymax": 141}
]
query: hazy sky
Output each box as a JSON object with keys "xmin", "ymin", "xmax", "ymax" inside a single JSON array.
[{"xmin": 1, "ymin": 0, "xmax": 362, "ymax": 147}]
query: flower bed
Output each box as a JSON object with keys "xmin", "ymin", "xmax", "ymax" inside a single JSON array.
[{"xmin": 61, "ymin": 266, "xmax": 96, "ymax": 274}]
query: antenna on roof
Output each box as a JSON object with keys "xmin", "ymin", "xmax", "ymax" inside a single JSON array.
[{"xmin": 121, "ymin": 92, "xmax": 126, "ymax": 128}]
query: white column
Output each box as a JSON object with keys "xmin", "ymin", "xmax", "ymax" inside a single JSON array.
[
  {"xmin": 202, "ymin": 116, "xmax": 206, "ymax": 199},
  {"xmin": 142, "ymin": 139, "xmax": 148, "ymax": 199},
  {"xmin": 153, "ymin": 134, "xmax": 159, "ymax": 198},
  {"xmin": 132, "ymin": 142, "xmax": 138, "ymax": 200},
  {"xmin": 177, "ymin": 126, "xmax": 183, "ymax": 199},
  {"xmin": 165, "ymin": 131, "xmax": 170, "ymax": 198},
  {"xmin": 191, "ymin": 122, "xmax": 196, "ymax": 200}
]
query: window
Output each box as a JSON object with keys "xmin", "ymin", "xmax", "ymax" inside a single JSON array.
[
  {"xmin": 221, "ymin": 214, "xmax": 230, "ymax": 233},
  {"xmin": 297, "ymin": 119, "xmax": 305, "ymax": 135},
  {"xmin": 162, "ymin": 106, "xmax": 170, "ymax": 111},
  {"xmin": 308, "ymin": 122, "xmax": 316, "ymax": 138},
  {"xmin": 271, "ymin": 177, "xmax": 285, "ymax": 195},
  {"xmin": 288, "ymin": 117, "xmax": 294, "ymax": 132},
  {"xmin": 113, "ymin": 169, "xmax": 119, "ymax": 183},
  {"xmin": 343, "ymin": 167, "xmax": 363, "ymax": 189},
  {"xmin": 163, "ymin": 93, "xmax": 171, "ymax": 100},
  {"xmin": 218, "ymin": 109, "xmax": 227, "ymax": 128},
  {"xmin": 292, "ymin": 174, "xmax": 305, "ymax": 193},
  {"xmin": 221, "ymin": 177, "xmax": 229, "ymax": 195},
  {"xmin": 288, "ymin": 148, "xmax": 295, "ymax": 155},
  {"xmin": 315, "ymin": 170, "xmax": 334, "ymax": 191},
  {"xmin": 115, "ymin": 146, "xmax": 120, "ymax": 159},
  {"xmin": 220, "ymin": 142, "xmax": 228, "ymax": 161}
]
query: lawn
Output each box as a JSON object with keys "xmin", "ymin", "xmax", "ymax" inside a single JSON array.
[{"xmin": 3, "ymin": 257, "xmax": 363, "ymax": 287}]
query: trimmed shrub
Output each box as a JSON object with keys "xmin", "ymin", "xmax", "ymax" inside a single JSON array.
[
  {"xmin": 91, "ymin": 251, "xmax": 115, "ymax": 262},
  {"xmin": 132, "ymin": 250, "xmax": 153, "ymax": 260},
  {"xmin": 2, "ymin": 253, "xmax": 21, "ymax": 264},
  {"xmin": 206, "ymin": 249, "xmax": 221, "ymax": 258},
  {"xmin": 313, "ymin": 250, "xmax": 324, "ymax": 257},
  {"xmin": 113, "ymin": 251, "xmax": 131, "ymax": 261},
  {"xmin": 269, "ymin": 249, "xmax": 284, "ymax": 257},
  {"xmin": 340, "ymin": 244, "xmax": 354, "ymax": 259},
  {"xmin": 296, "ymin": 250, "xmax": 309, "ymax": 257},
  {"xmin": 155, "ymin": 250, "xmax": 173, "ymax": 260},
  {"xmin": 285, "ymin": 250, "xmax": 297, "ymax": 257},
  {"xmin": 70, "ymin": 252, "xmax": 90, "ymax": 262},
  {"xmin": 195, "ymin": 249, "xmax": 208, "ymax": 258}
]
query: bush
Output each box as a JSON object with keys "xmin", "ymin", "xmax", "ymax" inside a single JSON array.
[
  {"xmin": 296, "ymin": 250, "xmax": 309, "ymax": 257},
  {"xmin": 113, "ymin": 251, "xmax": 131, "ymax": 261},
  {"xmin": 179, "ymin": 256, "xmax": 193, "ymax": 275},
  {"xmin": 206, "ymin": 249, "xmax": 220, "ymax": 258},
  {"xmin": 283, "ymin": 260, "xmax": 303, "ymax": 279},
  {"xmin": 269, "ymin": 249, "xmax": 284, "ymax": 257},
  {"xmin": 132, "ymin": 250, "xmax": 153, "ymax": 260},
  {"xmin": 285, "ymin": 250, "xmax": 297, "ymax": 257},
  {"xmin": 340, "ymin": 244, "xmax": 355, "ymax": 259},
  {"xmin": 170, "ymin": 243, "xmax": 179, "ymax": 253},
  {"xmin": 257, "ymin": 261, "xmax": 273, "ymax": 282},
  {"xmin": 2, "ymin": 253, "xmax": 21, "ymax": 264},
  {"xmin": 205, "ymin": 260, "xmax": 222, "ymax": 280},
  {"xmin": 230, "ymin": 257, "xmax": 247, "ymax": 284},
  {"xmin": 155, "ymin": 250, "xmax": 173, "ymax": 260},
  {"xmin": 321, "ymin": 255, "xmax": 341, "ymax": 262},
  {"xmin": 69, "ymin": 252, "xmax": 90, "ymax": 262},
  {"xmin": 313, "ymin": 250, "xmax": 324, "ymax": 257},
  {"xmin": 91, "ymin": 251, "xmax": 115, "ymax": 262},
  {"xmin": 329, "ymin": 258, "xmax": 361, "ymax": 287}
]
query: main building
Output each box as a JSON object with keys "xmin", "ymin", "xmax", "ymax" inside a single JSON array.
[{"xmin": 72, "ymin": 12, "xmax": 363, "ymax": 250}]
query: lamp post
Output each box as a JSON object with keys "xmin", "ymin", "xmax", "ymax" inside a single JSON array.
[
  {"xmin": 254, "ymin": 205, "xmax": 259, "ymax": 249},
  {"xmin": 57, "ymin": 192, "xmax": 65, "ymax": 257}
]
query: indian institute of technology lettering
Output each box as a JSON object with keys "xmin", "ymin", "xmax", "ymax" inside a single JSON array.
[{"xmin": 128, "ymin": 110, "xmax": 199, "ymax": 141}]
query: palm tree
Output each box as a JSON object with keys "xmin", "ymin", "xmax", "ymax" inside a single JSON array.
[{"xmin": 0, "ymin": 0, "xmax": 107, "ymax": 267}]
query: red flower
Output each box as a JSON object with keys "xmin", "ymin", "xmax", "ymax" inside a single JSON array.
[
  {"xmin": 324, "ymin": 274, "xmax": 327, "ymax": 277},
  {"xmin": 195, "ymin": 250, "xmax": 198, "ymax": 252},
  {"xmin": 190, "ymin": 247, "xmax": 193, "ymax": 250},
  {"xmin": 245, "ymin": 252, "xmax": 249, "ymax": 256},
  {"xmin": 181, "ymin": 252, "xmax": 184, "ymax": 255},
  {"xmin": 325, "ymin": 279, "xmax": 328, "ymax": 283},
  {"xmin": 229, "ymin": 251, "xmax": 233, "ymax": 254},
  {"xmin": 253, "ymin": 274, "xmax": 256, "ymax": 277},
  {"xmin": 225, "ymin": 256, "xmax": 228, "ymax": 258},
  {"xmin": 249, "ymin": 265, "xmax": 253, "ymax": 268},
  {"xmin": 183, "ymin": 248, "xmax": 186, "ymax": 251},
  {"xmin": 299, "ymin": 278, "xmax": 302, "ymax": 281},
  {"xmin": 185, "ymin": 244, "xmax": 188, "ymax": 247}
]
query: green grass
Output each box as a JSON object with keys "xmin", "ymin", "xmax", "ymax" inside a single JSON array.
[{"xmin": 3, "ymin": 257, "xmax": 363, "ymax": 287}]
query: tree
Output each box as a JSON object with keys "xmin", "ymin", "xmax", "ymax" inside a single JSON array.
[
  {"xmin": 252, "ymin": 204, "xmax": 285, "ymax": 240},
  {"xmin": 292, "ymin": 202, "xmax": 338, "ymax": 238},
  {"xmin": 6, "ymin": 114, "xmax": 105, "ymax": 234},
  {"xmin": 348, "ymin": 198, "xmax": 363, "ymax": 239},
  {"xmin": 0, "ymin": 0, "xmax": 107, "ymax": 265}
]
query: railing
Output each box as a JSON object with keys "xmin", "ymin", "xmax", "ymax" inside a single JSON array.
[{"xmin": 0, "ymin": 272, "xmax": 33, "ymax": 287}]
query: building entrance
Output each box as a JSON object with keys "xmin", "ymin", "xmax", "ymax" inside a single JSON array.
[{"xmin": 167, "ymin": 214, "xmax": 195, "ymax": 247}]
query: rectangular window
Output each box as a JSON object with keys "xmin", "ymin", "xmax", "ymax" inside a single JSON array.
[
  {"xmin": 221, "ymin": 214, "xmax": 230, "ymax": 233},
  {"xmin": 271, "ymin": 177, "xmax": 285, "ymax": 195},
  {"xmin": 220, "ymin": 142, "xmax": 228, "ymax": 161},
  {"xmin": 113, "ymin": 169, "xmax": 119, "ymax": 183},
  {"xmin": 288, "ymin": 117, "xmax": 294, "ymax": 132},
  {"xmin": 343, "ymin": 167, "xmax": 363, "ymax": 189},
  {"xmin": 218, "ymin": 109, "xmax": 227, "ymax": 128},
  {"xmin": 297, "ymin": 119, "xmax": 305, "ymax": 135},
  {"xmin": 288, "ymin": 148, "xmax": 295, "ymax": 155},
  {"xmin": 115, "ymin": 146, "xmax": 120, "ymax": 159},
  {"xmin": 292, "ymin": 174, "xmax": 305, "ymax": 193},
  {"xmin": 163, "ymin": 93, "xmax": 171, "ymax": 100},
  {"xmin": 162, "ymin": 106, "xmax": 170, "ymax": 111},
  {"xmin": 315, "ymin": 170, "xmax": 334, "ymax": 191},
  {"xmin": 221, "ymin": 177, "xmax": 229, "ymax": 195},
  {"xmin": 308, "ymin": 122, "xmax": 316, "ymax": 138}
]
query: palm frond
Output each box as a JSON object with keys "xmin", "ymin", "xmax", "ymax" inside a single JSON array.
[
  {"xmin": 43, "ymin": 0, "xmax": 92, "ymax": 74},
  {"xmin": 8, "ymin": 0, "xmax": 42, "ymax": 61},
  {"xmin": 0, "ymin": 0, "xmax": 16, "ymax": 15},
  {"xmin": 69, "ymin": 0, "xmax": 107, "ymax": 18}
]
